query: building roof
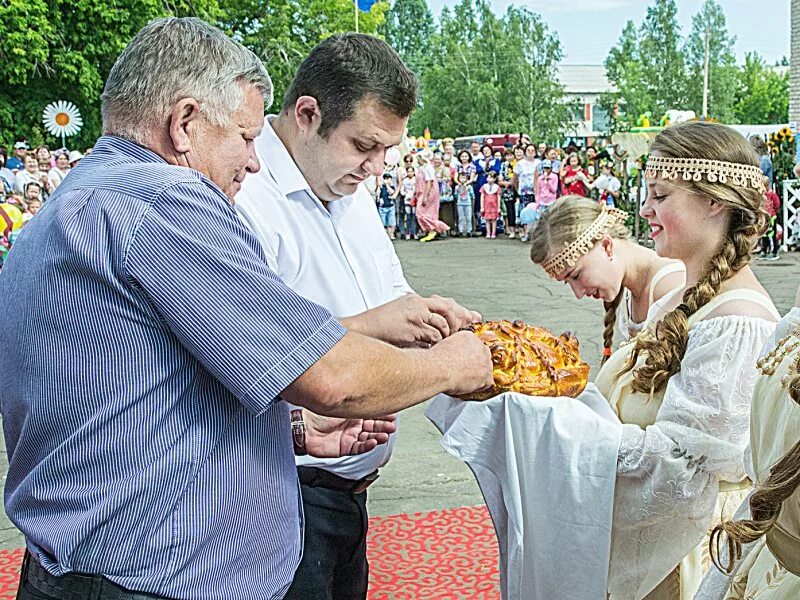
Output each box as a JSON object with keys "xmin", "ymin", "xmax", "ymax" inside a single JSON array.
[{"xmin": 558, "ymin": 65, "xmax": 616, "ymax": 95}]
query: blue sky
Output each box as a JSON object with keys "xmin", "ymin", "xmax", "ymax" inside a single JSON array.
[{"xmin": 426, "ymin": 0, "xmax": 789, "ymax": 65}]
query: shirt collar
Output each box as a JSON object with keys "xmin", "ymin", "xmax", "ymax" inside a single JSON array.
[
  {"xmin": 256, "ymin": 115, "xmax": 358, "ymax": 212},
  {"xmin": 92, "ymin": 135, "xmax": 169, "ymax": 165},
  {"xmin": 256, "ymin": 116, "xmax": 313, "ymax": 197}
]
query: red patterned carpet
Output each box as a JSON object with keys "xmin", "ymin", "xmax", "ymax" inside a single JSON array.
[
  {"xmin": 0, "ymin": 505, "xmax": 500, "ymax": 599},
  {"xmin": 367, "ymin": 505, "xmax": 500, "ymax": 599}
]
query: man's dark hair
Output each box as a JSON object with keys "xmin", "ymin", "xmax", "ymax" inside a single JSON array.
[{"xmin": 282, "ymin": 33, "xmax": 417, "ymax": 139}]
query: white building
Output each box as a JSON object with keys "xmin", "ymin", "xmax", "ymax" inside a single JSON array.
[{"xmin": 557, "ymin": 65, "xmax": 616, "ymax": 138}]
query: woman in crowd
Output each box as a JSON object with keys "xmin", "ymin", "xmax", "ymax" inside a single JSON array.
[
  {"xmin": 752, "ymin": 135, "xmax": 774, "ymax": 189},
  {"xmin": 530, "ymin": 195, "xmax": 684, "ymax": 359},
  {"xmin": 35, "ymin": 145, "xmax": 54, "ymax": 169},
  {"xmin": 415, "ymin": 153, "xmax": 449, "ymax": 243},
  {"xmin": 562, "ymin": 152, "xmax": 590, "ymax": 197},
  {"xmin": 702, "ymin": 290, "xmax": 800, "ymax": 599},
  {"xmin": 513, "ymin": 144, "xmax": 539, "ymax": 242},
  {"xmin": 533, "ymin": 121, "xmax": 779, "ymax": 599},
  {"xmin": 455, "ymin": 150, "xmax": 476, "ymax": 194},
  {"xmin": 499, "ymin": 149, "xmax": 518, "ymax": 238},
  {"xmin": 14, "ymin": 155, "xmax": 52, "ymax": 198}
]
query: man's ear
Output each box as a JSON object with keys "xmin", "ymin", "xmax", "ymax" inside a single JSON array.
[
  {"xmin": 168, "ymin": 98, "xmax": 203, "ymax": 154},
  {"xmin": 293, "ymin": 96, "xmax": 321, "ymax": 135}
]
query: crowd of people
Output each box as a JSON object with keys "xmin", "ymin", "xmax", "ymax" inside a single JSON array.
[
  {"xmin": 373, "ymin": 138, "xmax": 624, "ymax": 243},
  {"xmin": 0, "ymin": 142, "xmax": 88, "ymax": 267}
]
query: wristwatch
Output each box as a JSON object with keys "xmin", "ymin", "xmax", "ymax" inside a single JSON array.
[{"xmin": 290, "ymin": 409, "xmax": 307, "ymax": 456}]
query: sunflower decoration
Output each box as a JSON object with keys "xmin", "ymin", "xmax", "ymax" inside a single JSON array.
[{"xmin": 42, "ymin": 101, "xmax": 83, "ymax": 147}]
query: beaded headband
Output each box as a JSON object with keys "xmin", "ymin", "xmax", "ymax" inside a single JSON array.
[
  {"xmin": 644, "ymin": 156, "xmax": 765, "ymax": 192},
  {"xmin": 541, "ymin": 206, "xmax": 629, "ymax": 277}
]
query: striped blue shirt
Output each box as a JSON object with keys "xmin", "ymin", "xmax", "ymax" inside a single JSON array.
[{"xmin": 0, "ymin": 136, "xmax": 346, "ymax": 599}]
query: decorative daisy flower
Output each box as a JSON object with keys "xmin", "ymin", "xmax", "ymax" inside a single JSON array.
[{"xmin": 42, "ymin": 101, "xmax": 83, "ymax": 140}]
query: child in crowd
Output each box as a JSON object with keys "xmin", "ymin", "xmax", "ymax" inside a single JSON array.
[
  {"xmin": 480, "ymin": 171, "xmax": 501, "ymax": 239},
  {"xmin": 23, "ymin": 199, "xmax": 41, "ymax": 223},
  {"xmin": 455, "ymin": 172, "xmax": 474, "ymax": 237},
  {"xmin": 537, "ymin": 159, "xmax": 559, "ymax": 212},
  {"xmin": 591, "ymin": 162, "xmax": 622, "ymax": 207},
  {"xmin": 760, "ymin": 174, "xmax": 781, "ymax": 261},
  {"xmin": 400, "ymin": 165, "xmax": 418, "ymax": 240},
  {"xmin": 24, "ymin": 182, "xmax": 42, "ymax": 204},
  {"xmin": 562, "ymin": 153, "xmax": 590, "ymax": 197},
  {"xmin": 376, "ymin": 173, "xmax": 396, "ymax": 240}
]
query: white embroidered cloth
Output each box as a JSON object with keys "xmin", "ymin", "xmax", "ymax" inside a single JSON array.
[{"xmin": 426, "ymin": 384, "xmax": 622, "ymax": 600}]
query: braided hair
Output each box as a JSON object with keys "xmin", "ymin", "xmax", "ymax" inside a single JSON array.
[{"xmin": 622, "ymin": 121, "xmax": 767, "ymax": 395}]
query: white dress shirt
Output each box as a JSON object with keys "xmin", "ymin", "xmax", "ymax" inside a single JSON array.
[{"xmin": 236, "ymin": 117, "xmax": 413, "ymax": 479}]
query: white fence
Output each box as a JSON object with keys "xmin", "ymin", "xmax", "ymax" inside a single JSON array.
[{"xmin": 782, "ymin": 179, "xmax": 800, "ymax": 250}]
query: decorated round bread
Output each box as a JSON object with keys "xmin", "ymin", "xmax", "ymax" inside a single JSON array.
[{"xmin": 457, "ymin": 319, "xmax": 590, "ymax": 401}]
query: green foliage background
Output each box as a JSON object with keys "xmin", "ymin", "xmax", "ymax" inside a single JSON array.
[
  {"xmin": 600, "ymin": 0, "xmax": 789, "ymax": 131},
  {"xmin": 0, "ymin": 0, "xmax": 791, "ymax": 151}
]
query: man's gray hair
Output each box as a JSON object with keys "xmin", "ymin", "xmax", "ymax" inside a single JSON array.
[{"xmin": 101, "ymin": 17, "xmax": 272, "ymax": 144}]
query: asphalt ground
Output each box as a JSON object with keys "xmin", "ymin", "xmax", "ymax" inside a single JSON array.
[{"xmin": 1, "ymin": 237, "xmax": 798, "ymax": 549}]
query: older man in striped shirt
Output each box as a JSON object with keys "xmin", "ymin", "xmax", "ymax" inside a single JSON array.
[{"xmin": 0, "ymin": 18, "xmax": 493, "ymax": 600}]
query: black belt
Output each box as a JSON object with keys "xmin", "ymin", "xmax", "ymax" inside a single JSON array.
[
  {"xmin": 21, "ymin": 550, "xmax": 170, "ymax": 600},
  {"xmin": 297, "ymin": 466, "xmax": 379, "ymax": 494}
]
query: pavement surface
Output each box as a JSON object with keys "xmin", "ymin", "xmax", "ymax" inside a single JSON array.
[{"xmin": 2, "ymin": 237, "xmax": 799, "ymax": 549}]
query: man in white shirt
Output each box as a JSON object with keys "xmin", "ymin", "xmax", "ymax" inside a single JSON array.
[{"xmin": 236, "ymin": 34, "xmax": 483, "ymax": 600}]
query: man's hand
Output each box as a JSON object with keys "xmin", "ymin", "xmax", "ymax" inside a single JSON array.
[
  {"xmin": 342, "ymin": 294, "xmax": 481, "ymax": 348},
  {"xmin": 303, "ymin": 410, "xmax": 397, "ymax": 458},
  {"xmin": 430, "ymin": 330, "xmax": 494, "ymax": 397}
]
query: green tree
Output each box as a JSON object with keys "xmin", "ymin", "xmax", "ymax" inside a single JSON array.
[
  {"xmin": 380, "ymin": 0, "xmax": 435, "ymax": 77},
  {"xmin": 220, "ymin": 0, "xmax": 387, "ymax": 113},
  {"xmin": 638, "ymin": 0, "xmax": 687, "ymax": 115},
  {"xmin": 683, "ymin": 0, "xmax": 738, "ymax": 122},
  {"xmin": 733, "ymin": 52, "xmax": 789, "ymax": 124},
  {"xmin": 0, "ymin": 0, "xmax": 221, "ymax": 150},
  {"xmin": 412, "ymin": 0, "xmax": 569, "ymax": 141},
  {"xmin": 600, "ymin": 20, "xmax": 650, "ymax": 131},
  {"xmin": 602, "ymin": 0, "xmax": 690, "ymax": 130},
  {"xmin": 0, "ymin": 0, "xmax": 388, "ymax": 150}
]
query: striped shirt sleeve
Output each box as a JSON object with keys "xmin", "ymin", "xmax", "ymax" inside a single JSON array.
[{"xmin": 124, "ymin": 181, "xmax": 346, "ymax": 415}]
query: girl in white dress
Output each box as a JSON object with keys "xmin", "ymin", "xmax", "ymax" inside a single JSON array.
[{"xmin": 530, "ymin": 195, "xmax": 685, "ymax": 362}]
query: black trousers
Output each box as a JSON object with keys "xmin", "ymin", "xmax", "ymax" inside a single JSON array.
[
  {"xmin": 17, "ymin": 550, "xmax": 170, "ymax": 600},
  {"xmin": 283, "ymin": 482, "xmax": 369, "ymax": 600}
]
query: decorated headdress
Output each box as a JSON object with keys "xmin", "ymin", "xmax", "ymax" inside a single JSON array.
[
  {"xmin": 541, "ymin": 206, "xmax": 629, "ymax": 277},
  {"xmin": 644, "ymin": 156, "xmax": 765, "ymax": 192}
]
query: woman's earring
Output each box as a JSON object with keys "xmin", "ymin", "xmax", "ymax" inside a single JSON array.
[{"xmin": 609, "ymin": 255, "xmax": 615, "ymax": 262}]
